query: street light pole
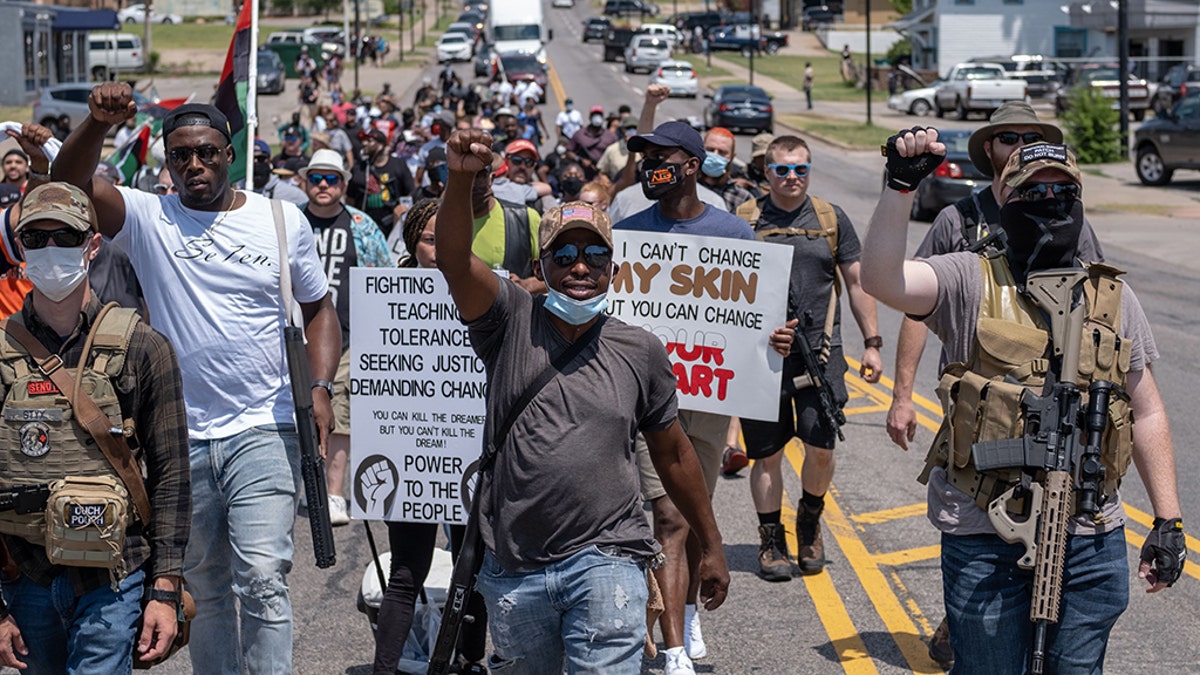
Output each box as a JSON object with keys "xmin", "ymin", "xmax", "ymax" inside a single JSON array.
[
  {"xmin": 409, "ymin": 1, "xmax": 416, "ymax": 53},
  {"xmin": 1117, "ymin": 0, "xmax": 1129, "ymax": 159},
  {"xmin": 354, "ymin": 0, "xmax": 360, "ymax": 91},
  {"xmin": 748, "ymin": 0, "xmax": 756, "ymax": 86},
  {"xmin": 865, "ymin": 0, "xmax": 872, "ymax": 126}
]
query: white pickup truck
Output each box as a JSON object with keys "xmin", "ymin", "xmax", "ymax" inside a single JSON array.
[{"xmin": 934, "ymin": 62, "xmax": 1029, "ymax": 120}]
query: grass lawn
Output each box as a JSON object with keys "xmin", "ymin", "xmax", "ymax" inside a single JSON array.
[
  {"xmin": 0, "ymin": 105, "xmax": 32, "ymax": 125},
  {"xmin": 673, "ymin": 54, "xmax": 731, "ymax": 79},
  {"xmin": 120, "ymin": 22, "xmax": 239, "ymax": 50},
  {"xmin": 780, "ymin": 114, "xmax": 891, "ymax": 150},
  {"xmin": 713, "ymin": 52, "xmax": 866, "ymax": 103}
]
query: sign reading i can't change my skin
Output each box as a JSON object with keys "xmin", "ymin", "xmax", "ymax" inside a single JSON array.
[
  {"xmin": 608, "ymin": 231, "xmax": 789, "ymax": 422},
  {"xmin": 348, "ymin": 268, "xmax": 486, "ymax": 524}
]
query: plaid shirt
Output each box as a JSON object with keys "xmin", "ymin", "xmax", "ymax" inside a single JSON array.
[{"xmin": 2, "ymin": 294, "xmax": 190, "ymax": 597}]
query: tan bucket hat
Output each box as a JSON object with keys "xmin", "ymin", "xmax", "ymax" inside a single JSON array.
[{"xmin": 968, "ymin": 101, "xmax": 1063, "ymax": 177}]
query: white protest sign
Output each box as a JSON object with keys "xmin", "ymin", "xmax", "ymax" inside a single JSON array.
[
  {"xmin": 608, "ymin": 231, "xmax": 789, "ymax": 421},
  {"xmin": 348, "ymin": 268, "xmax": 486, "ymax": 524}
]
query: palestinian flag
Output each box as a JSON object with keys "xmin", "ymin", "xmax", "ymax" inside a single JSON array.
[
  {"xmin": 107, "ymin": 121, "xmax": 153, "ymax": 186},
  {"xmin": 214, "ymin": 0, "xmax": 253, "ymax": 184}
]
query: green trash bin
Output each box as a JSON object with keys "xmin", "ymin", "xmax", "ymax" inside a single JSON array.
[{"xmin": 264, "ymin": 39, "xmax": 326, "ymax": 79}]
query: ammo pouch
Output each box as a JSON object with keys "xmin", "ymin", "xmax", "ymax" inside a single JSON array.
[{"xmin": 44, "ymin": 474, "xmax": 130, "ymax": 580}]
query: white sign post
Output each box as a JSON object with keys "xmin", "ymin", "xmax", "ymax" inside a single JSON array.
[
  {"xmin": 608, "ymin": 231, "xmax": 790, "ymax": 422},
  {"xmin": 348, "ymin": 268, "xmax": 487, "ymax": 524}
]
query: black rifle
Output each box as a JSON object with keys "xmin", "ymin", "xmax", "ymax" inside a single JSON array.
[
  {"xmin": 792, "ymin": 310, "xmax": 845, "ymax": 442},
  {"xmin": 284, "ymin": 325, "xmax": 336, "ymax": 569},
  {"xmin": 0, "ymin": 484, "xmax": 50, "ymax": 514}
]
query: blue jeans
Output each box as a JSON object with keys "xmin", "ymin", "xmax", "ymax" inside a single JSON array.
[
  {"xmin": 184, "ymin": 424, "xmax": 301, "ymax": 675},
  {"xmin": 475, "ymin": 546, "xmax": 649, "ymax": 674},
  {"xmin": 0, "ymin": 566, "xmax": 145, "ymax": 675},
  {"xmin": 941, "ymin": 528, "xmax": 1129, "ymax": 675}
]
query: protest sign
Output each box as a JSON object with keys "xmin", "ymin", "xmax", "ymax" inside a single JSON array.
[
  {"xmin": 348, "ymin": 268, "xmax": 486, "ymax": 524},
  {"xmin": 609, "ymin": 231, "xmax": 789, "ymax": 421}
]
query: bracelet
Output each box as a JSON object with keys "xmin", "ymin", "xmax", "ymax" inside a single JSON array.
[
  {"xmin": 312, "ymin": 380, "xmax": 334, "ymax": 398},
  {"xmin": 145, "ymin": 587, "xmax": 180, "ymax": 606},
  {"xmin": 864, "ymin": 336, "xmax": 883, "ymax": 350}
]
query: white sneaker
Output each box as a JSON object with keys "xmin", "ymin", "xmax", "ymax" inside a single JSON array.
[
  {"xmin": 328, "ymin": 494, "xmax": 350, "ymax": 526},
  {"xmin": 664, "ymin": 647, "xmax": 695, "ymax": 675},
  {"xmin": 684, "ymin": 604, "xmax": 707, "ymax": 660}
]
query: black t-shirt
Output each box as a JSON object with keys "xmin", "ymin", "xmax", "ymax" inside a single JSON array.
[
  {"xmin": 303, "ymin": 207, "xmax": 359, "ymax": 350},
  {"xmin": 347, "ymin": 156, "xmax": 415, "ymax": 236}
]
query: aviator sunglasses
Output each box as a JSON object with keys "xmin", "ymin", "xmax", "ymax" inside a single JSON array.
[
  {"xmin": 167, "ymin": 144, "xmax": 227, "ymax": 166},
  {"xmin": 19, "ymin": 228, "xmax": 89, "ymax": 250},
  {"xmin": 547, "ymin": 243, "xmax": 613, "ymax": 269},
  {"xmin": 767, "ymin": 163, "xmax": 811, "ymax": 178}
]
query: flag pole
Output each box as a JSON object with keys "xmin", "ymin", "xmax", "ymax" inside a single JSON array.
[{"xmin": 246, "ymin": 0, "xmax": 261, "ymax": 191}]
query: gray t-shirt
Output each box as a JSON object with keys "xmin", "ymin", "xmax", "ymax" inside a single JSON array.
[
  {"xmin": 919, "ymin": 251, "xmax": 1159, "ymax": 536},
  {"xmin": 920, "ymin": 190, "xmax": 1106, "ymax": 261},
  {"xmin": 467, "ymin": 279, "xmax": 679, "ymax": 572},
  {"xmin": 491, "ymin": 177, "xmax": 539, "ymax": 206}
]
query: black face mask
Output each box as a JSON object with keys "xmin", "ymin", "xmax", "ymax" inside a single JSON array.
[
  {"xmin": 748, "ymin": 162, "xmax": 766, "ymax": 183},
  {"xmin": 560, "ymin": 176, "xmax": 584, "ymax": 198},
  {"xmin": 252, "ymin": 161, "xmax": 272, "ymax": 187},
  {"xmin": 639, "ymin": 158, "xmax": 682, "ymax": 200},
  {"xmin": 998, "ymin": 197, "xmax": 1085, "ymax": 284}
]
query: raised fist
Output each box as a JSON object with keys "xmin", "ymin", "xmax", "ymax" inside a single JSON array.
[
  {"xmin": 88, "ymin": 83, "xmax": 138, "ymax": 127},
  {"xmin": 882, "ymin": 126, "xmax": 945, "ymax": 192},
  {"xmin": 644, "ymin": 84, "xmax": 670, "ymax": 106},
  {"xmin": 446, "ymin": 129, "xmax": 494, "ymax": 175},
  {"xmin": 4, "ymin": 124, "xmax": 53, "ymax": 161}
]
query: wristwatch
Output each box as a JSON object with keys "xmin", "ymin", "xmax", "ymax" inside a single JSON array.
[
  {"xmin": 864, "ymin": 336, "xmax": 884, "ymax": 350},
  {"xmin": 311, "ymin": 380, "xmax": 335, "ymax": 398},
  {"xmin": 145, "ymin": 588, "xmax": 180, "ymax": 606}
]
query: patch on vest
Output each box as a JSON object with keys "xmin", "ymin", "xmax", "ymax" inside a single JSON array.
[
  {"xmin": 5, "ymin": 408, "xmax": 64, "ymax": 422},
  {"xmin": 27, "ymin": 381, "xmax": 61, "ymax": 396},
  {"xmin": 19, "ymin": 421, "xmax": 51, "ymax": 457},
  {"xmin": 67, "ymin": 502, "xmax": 111, "ymax": 529}
]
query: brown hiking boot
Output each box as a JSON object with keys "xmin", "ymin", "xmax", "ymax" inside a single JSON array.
[
  {"xmin": 928, "ymin": 617, "xmax": 953, "ymax": 668},
  {"xmin": 796, "ymin": 503, "xmax": 827, "ymax": 574},
  {"xmin": 757, "ymin": 524, "xmax": 792, "ymax": 582}
]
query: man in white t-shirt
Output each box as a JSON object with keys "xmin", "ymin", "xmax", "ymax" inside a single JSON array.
[
  {"xmin": 555, "ymin": 98, "xmax": 584, "ymax": 143},
  {"xmin": 53, "ymin": 85, "xmax": 341, "ymax": 675}
]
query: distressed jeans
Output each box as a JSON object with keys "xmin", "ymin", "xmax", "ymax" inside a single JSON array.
[
  {"xmin": 941, "ymin": 528, "xmax": 1129, "ymax": 675},
  {"xmin": 184, "ymin": 424, "xmax": 301, "ymax": 675},
  {"xmin": 475, "ymin": 546, "xmax": 648, "ymax": 675},
  {"xmin": 0, "ymin": 567, "xmax": 145, "ymax": 675}
]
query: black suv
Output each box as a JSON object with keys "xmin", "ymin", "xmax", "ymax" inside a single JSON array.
[
  {"xmin": 1133, "ymin": 91, "xmax": 1200, "ymax": 185},
  {"xmin": 673, "ymin": 10, "xmax": 729, "ymax": 35},
  {"xmin": 583, "ymin": 16, "xmax": 611, "ymax": 42},
  {"xmin": 604, "ymin": 0, "xmax": 659, "ymax": 17},
  {"xmin": 1155, "ymin": 64, "xmax": 1200, "ymax": 111}
]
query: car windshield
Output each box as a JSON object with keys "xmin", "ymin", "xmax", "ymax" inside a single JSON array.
[
  {"xmin": 501, "ymin": 55, "xmax": 540, "ymax": 72},
  {"xmin": 494, "ymin": 25, "xmax": 540, "ymax": 41},
  {"xmin": 1079, "ymin": 68, "xmax": 1121, "ymax": 84},
  {"xmin": 661, "ymin": 65, "xmax": 693, "ymax": 76},
  {"xmin": 719, "ymin": 86, "xmax": 768, "ymax": 101},
  {"xmin": 938, "ymin": 131, "xmax": 972, "ymax": 154},
  {"xmin": 637, "ymin": 38, "xmax": 667, "ymax": 48},
  {"xmin": 442, "ymin": 34, "xmax": 468, "ymax": 43},
  {"xmin": 257, "ymin": 52, "xmax": 279, "ymax": 68},
  {"xmin": 959, "ymin": 67, "xmax": 1002, "ymax": 80}
]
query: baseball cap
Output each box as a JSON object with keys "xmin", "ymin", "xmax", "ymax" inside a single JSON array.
[
  {"xmin": 627, "ymin": 120, "xmax": 706, "ymax": 160},
  {"xmin": 589, "ymin": 105, "xmax": 604, "ymax": 115},
  {"xmin": 300, "ymin": 149, "xmax": 350, "ymax": 183},
  {"xmin": 16, "ymin": 182, "xmax": 96, "ymax": 233},
  {"xmin": 162, "ymin": 103, "xmax": 233, "ymax": 146},
  {"xmin": 539, "ymin": 201, "xmax": 613, "ymax": 251},
  {"xmin": 620, "ymin": 116, "xmax": 639, "ymax": 130},
  {"xmin": 253, "ymin": 139, "xmax": 271, "ymax": 157},
  {"xmin": 505, "ymin": 139, "xmax": 539, "ymax": 159},
  {"xmin": 433, "ymin": 110, "xmax": 456, "ymax": 127},
  {"xmin": 999, "ymin": 142, "xmax": 1082, "ymax": 191},
  {"xmin": 359, "ymin": 128, "xmax": 388, "ymax": 144},
  {"xmin": 0, "ymin": 183, "xmax": 21, "ymax": 206},
  {"xmin": 751, "ymin": 132, "xmax": 774, "ymax": 159},
  {"xmin": 3, "ymin": 149, "xmax": 28, "ymax": 163},
  {"xmin": 493, "ymin": 107, "xmax": 516, "ymax": 120},
  {"xmin": 274, "ymin": 156, "xmax": 308, "ymax": 178},
  {"xmin": 969, "ymin": 101, "xmax": 1063, "ymax": 177}
]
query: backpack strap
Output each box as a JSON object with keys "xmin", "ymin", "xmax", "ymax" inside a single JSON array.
[{"xmin": 499, "ymin": 199, "xmax": 534, "ymax": 279}]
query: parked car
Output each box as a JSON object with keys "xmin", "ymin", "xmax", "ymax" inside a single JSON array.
[
  {"xmin": 552, "ymin": 0, "xmax": 575, "ymax": 7},
  {"xmin": 437, "ymin": 33, "xmax": 474, "ymax": 63},
  {"xmin": 888, "ymin": 77, "xmax": 942, "ymax": 116},
  {"xmin": 603, "ymin": 27, "xmax": 638, "ymax": 62},
  {"xmin": 706, "ymin": 25, "xmax": 787, "ymax": 55},
  {"xmin": 33, "ymin": 84, "xmax": 153, "ymax": 135},
  {"xmin": 87, "ymin": 32, "xmax": 146, "ymax": 80},
  {"xmin": 1055, "ymin": 65, "xmax": 1150, "ymax": 121},
  {"xmin": 1154, "ymin": 64, "xmax": 1200, "ymax": 112},
  {"xmin": 672, "ymin": 10, "xmax": 729, "ymax": 35},
  {"xmin": 704, "ymin": 84, "xmax": 773, "ymax": 134},
  {"xmin": 802, "ymin": 6, "xmax": 839, "ymax": 31},
  {"xmin": 474, "ymin": 42, "xmax": 495, "ymax": 77},
  {"xmin": 583, "ymin": 16, "xmax": 611, "ymax": 42},
  {"xmin": 457, "ymin": 10, "xmax": 486, "ymax": 35},
  {"xmin": 446, "ymin": 21, "xmax": 480, "ymax": 42},
  {"xmin": 649, "ymin": 59, "xmax": 699, "ymax": 97},
  {"xmin": 882, "ymin": 129, "xmax": 987, "ymax": 220},
  {"xmin": 934, "ymin": 62, "xmax": 1028, "ymax": 120},
  {"xmin": 604, "ymin": 0, "xmax": 659, "ymax": 17},
  {"xmin": 118, "ymin": 3, "xmax": 182, "ymax": 24},
  {"xmin": 969, "ymin": 54, "xmax": 1067, "ymax": 99},
  {"xmin": 264, "ymin": 31, "xmax": 328, "ymax": 77},
  {"xmin": 257, "ymin": 48, "xmax": 286, "ymax": 95},
  {"xmin": 498, "ymin": 52, "xmax": 548, "ymax": 102},
  {"xmin": 1132, "ymin": 91, "xmax": 1200, "ymax": 185},
  {"xmin": 624, "ymin": 35, "xmax": 671, "ymax": 73}
]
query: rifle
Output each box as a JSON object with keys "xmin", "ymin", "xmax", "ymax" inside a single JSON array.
[
  {"xmin": 0, "ymin": 484, "xmax": 50, "ymax": 514},
  {"xmin": 284, "ymin": 325, "xmax": 337, "ymax": 569},
  {"xmin": 427, "ymin": 489, "xmax": 484, "ymax": 675},
  {"xmin": 792, "ymin": 310, "xmax": 845, "ymax": 442}
]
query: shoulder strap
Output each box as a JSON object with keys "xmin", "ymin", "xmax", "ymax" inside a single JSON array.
[
  {"xmin": 499, "ymin": 200, "xmax": 533, "ymax": 278},
  {"xmin": 0, "ymin": 316, "xmax": 151, "ymax": 524},
  {"xmin": 735, "ymin": 198, "xmax": 761, "ymax": 226},
  {"xmin": 271, "ymin": 199, "xmax": 296, "ymax": 328},
  {"xmin": 808, "ymin": 196, "xmax": 839, "ymax": 260},
  {"xmin": 480, "ymin": 318, "xmax": 606, "ymax": 471}
]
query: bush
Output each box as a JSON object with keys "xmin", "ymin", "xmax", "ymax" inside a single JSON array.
[
  {"xmin": 885, "ymin": 39, "xmax": 911, "ymax": 66},
  {"xmin": 1060, "ymin": 86, "xmax": 1121, "ymax": 164}
]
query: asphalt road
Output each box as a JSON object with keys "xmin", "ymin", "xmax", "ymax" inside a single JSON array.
[{"xmin": 8, "ymin": 6, "xmax": 1197, "ymax": 674}]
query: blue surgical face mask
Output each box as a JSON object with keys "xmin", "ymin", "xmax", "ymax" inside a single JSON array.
[
  {"xmin": 543, "ymin": 286, "xmax": 609, "ymax": 325},
  {"xmin": 701, "ymin": 151, "xmax": 729, "ymax": 178}
]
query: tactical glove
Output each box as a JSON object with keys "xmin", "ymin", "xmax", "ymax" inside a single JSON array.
[
  {"xmin": 882, "ymin": 127, "xmax": 942, "ymax": 192},
  {"xmin": 1140, "ymin": 517, "xmax": 1186, "ymax": 587}
]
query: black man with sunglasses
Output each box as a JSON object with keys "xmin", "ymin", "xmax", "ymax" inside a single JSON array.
[
  {"xmin": 52, "ymin": 85, "xmax": 341, "ymax": 675},
  {"xmin": 437, "ymin": 129, "xmax": 729, "ymax": 674},
  {"xmin": 863, "ymin": 130, "xmax": 1185, "ymax": 675}
]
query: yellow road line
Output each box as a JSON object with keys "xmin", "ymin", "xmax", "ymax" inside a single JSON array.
[
  {"xmin": 873, "ymin": 546, "xmax": 942, "ymax": 567},
  {"xmin": 846, "ymin": 355, "xmax": 943, "ymax": 417},
  {"xmin": 546, "ymin": 59, "xmax": 567, "ymax": 111},
  {"xmin": 1123, "ymin": 527, "xmax": 1200, "ymax": 583},
  {"xmin": 853, "ymin": 503, "xmax": 928, "ymax": 525},
  {"xmin": 784, "ymin": 445, "xmax": 944, "ymax": 675}
]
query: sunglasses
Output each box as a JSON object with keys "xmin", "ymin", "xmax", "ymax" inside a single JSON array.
[
  {"xmin": 1012, "ymin": 182, "xmax": 1080, "ymax": 202},
  {"xmin": 508, "ymin": 155, "xmax": 536, "ymax": 168},
  {"xmin": 284, "ymin": 134, "xmax": 300, "ymax": 142},
  {"xmin": 19, "ymin": 227, "xmax": 89, "ymax": 250},
  {"xmin": 167, "ymin": 145, "xmax": 227, "ymax": 167},
  {"xmin": 547, "ymin": 243, "xmax": 613, "ymax": 269},
  {"xmin": 306, "ymin": 173, "xmax": 342, "ymax": 186},
  {"xmin": 992, "ymin": 131, "xmax": 1045, "ymax": 146},
  {"xmin": 767, "ymin": 163, "xmax": 811, "ymax": 178}
]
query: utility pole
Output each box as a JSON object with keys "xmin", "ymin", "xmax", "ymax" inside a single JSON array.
[
  {"xmin": 420, "ymin": 0, "xmax": 426, "ymax": 47},
  {"xmin": 143, "ymin": 0, "xmax": 153, "ymax": 75},
  {"xmin": 409, "ymin": 0, "xmax": 416, "ymax": 53},
  {"xmin": 748, "ymin": 0, "xmax": 756, "ymax": 86},
  {"xmin": 1117, "ymin": 0, "xmax": 1129, "ymax": 159},
  {"xmin": 354, "ymin": 0, "xmax": 360, "ymax": 91},
  {"xmin": 865, "ymin": 0, "xmax": 872, "ymax": 126}
]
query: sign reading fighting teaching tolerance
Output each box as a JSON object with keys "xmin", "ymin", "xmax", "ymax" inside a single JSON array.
[
  {"xmin": 348, "ymin": 268, "xmax": 486, "ymax": 524},
  {"xmin": 608, "ymin": 231, "xmax": 789, "ymax": 421}
]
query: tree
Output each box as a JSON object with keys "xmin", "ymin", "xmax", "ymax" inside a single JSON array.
[{"xmin": 1061, "ymin": 86, "xmax": 1121, "ymax": 164}]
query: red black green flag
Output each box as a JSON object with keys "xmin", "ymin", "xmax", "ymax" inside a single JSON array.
[{"xmin": 214, "ymin": 1, "xmax": 253, "ymax": 184}]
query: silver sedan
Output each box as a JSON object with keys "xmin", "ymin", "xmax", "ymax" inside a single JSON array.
[{"xmin": 649, "ymin": 60, "xmax": 699, "ymax": 98}]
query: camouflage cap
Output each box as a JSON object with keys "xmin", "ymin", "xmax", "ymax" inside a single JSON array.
[
  {"xmin": 17, "ymin": 182, "xmax": 97, "ymax": 233},
  {"xmin": 751, "ymin": 132, "xmax": 775, "ymax": 159},
  {"xmin": 1000, "ymin": 142, "xmax": 1082, "ymax": 191},
  {"xmin": 539, "ymin": 201, "xmax": 613, "ymax": 251}
]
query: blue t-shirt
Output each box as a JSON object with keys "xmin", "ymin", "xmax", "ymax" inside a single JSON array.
[{"xmin": 614, "ymin": 203, "xmax": 756, "ymax": 240}]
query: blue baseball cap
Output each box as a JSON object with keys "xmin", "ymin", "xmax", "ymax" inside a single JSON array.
[
  {"xmin": 627, "ymin": 120, "xmax": 706, "ymax": 160},
  {"xmin": 254, "ymin": 139, "xmax": 271, "ymax": 157}
]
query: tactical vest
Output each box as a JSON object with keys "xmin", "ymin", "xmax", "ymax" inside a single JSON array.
[
  {"xmin": 921, "ymin": 253, "xmax": 1135, "ymax": 513},
  {"xmin": 0, "ymin": 307, "xmax": 141, "ymax": 546}
]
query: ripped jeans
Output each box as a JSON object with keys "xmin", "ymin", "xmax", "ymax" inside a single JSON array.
[
  {"xmin": 476, "ymin": 546, "xmax": 648, "ymax": 675},
  {"xmin": 184, "ymin": 424, "xmax": 301, "ymax": 675}
]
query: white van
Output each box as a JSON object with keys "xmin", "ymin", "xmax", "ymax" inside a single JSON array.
[
  {"xmin": 489, "ymin": 0, "xmax": 548, "ymax": 63},
  {"xmin": 636, "ymin": 23, "xmax": 681, "ymax": 48},
  {"xmin": 88, "ymin": 32, "xmax": 146, "ymax": 81}
]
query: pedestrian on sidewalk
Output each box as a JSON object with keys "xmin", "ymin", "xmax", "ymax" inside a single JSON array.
[{"xmin": 804, "ymin": 62, "xmax": 814, "ymax": 110}]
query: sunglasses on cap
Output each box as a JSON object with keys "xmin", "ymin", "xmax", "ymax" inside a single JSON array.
[
  {"xmin": 766, "ymin": 163, "xmax": 811, "ymax": 178},
  {"xmin": 306, "ymin": 173, "xmax": 342, "ymax": 186},
  {"xmin": 1011, "ymin": 182, "xmax": 1080, "ymax": 202},
  {"xmin": 508, "ymin": 155, "xmax": 536, "ymax": 168},
  {"xmin": 167, "ymin": 144, "xmax": 227, "ymax": 167},
  {"xmin": 546, "ymin": 243, "xmax": 613, "ymax": 269},
  {"xmin": 19, "ymin": 228, "xmax": 90, "ymax": 250},
  {"xmin": 992, "ymin": 131, "xmax": 1045, "ymax": 146}
]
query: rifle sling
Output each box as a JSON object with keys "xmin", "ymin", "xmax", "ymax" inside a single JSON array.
[{"xmin": 0, "ymin": 315, "xmax": 152, "ymax": 525}]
